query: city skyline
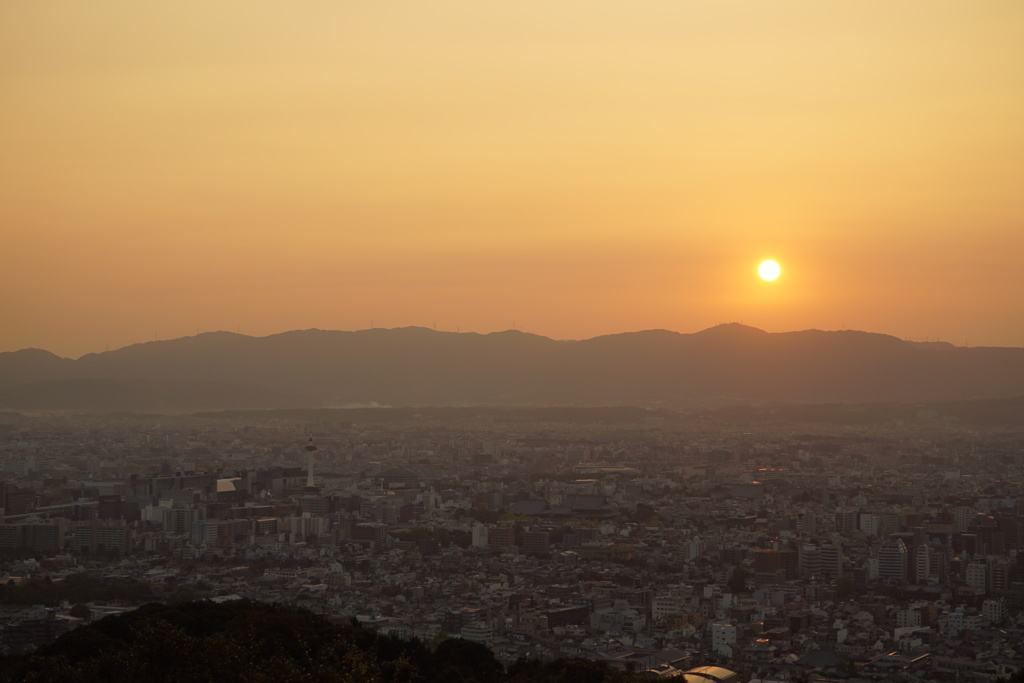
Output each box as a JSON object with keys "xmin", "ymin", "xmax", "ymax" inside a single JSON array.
[{"xmin": 3, "ymin": 1, "xmax": 1023, "ymax": 358}]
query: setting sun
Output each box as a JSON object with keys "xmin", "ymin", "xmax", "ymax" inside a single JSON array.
[{"xmin": 758, "ymin": 260, "xmax": 781, "ymax": 282}]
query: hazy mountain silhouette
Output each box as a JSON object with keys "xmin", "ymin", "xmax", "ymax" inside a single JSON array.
[
  {"xmin": 1, "ymin": 325, "xmax": 1023, "ymax": 411},
  {"xmin": 0, "ymin": 348, "xmax": 81, "ymax": 386}
]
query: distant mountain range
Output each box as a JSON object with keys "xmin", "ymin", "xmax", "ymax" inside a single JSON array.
[{"xmin": 1, "ymin": 325, "xmax": 1023, "ymax": 411}]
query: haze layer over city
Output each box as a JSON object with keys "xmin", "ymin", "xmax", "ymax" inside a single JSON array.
[{"xmin": 2, "ymin": 2, "xmax": 1024, "ymax": 682}]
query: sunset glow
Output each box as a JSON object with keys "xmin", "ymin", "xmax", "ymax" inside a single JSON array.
[{"xmin": 2, "ymin": 1, "xmax": 1023, "ymax": 357}]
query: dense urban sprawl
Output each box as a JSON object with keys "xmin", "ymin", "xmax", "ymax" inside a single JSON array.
[{"xmin": 1, "ymin": 409, "xmax": 1023, "ymax": 681}]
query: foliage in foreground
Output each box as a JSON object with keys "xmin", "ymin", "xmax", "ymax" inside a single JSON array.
[
  {"xmin": 0, "ymin": 572, "xmax": 163, "ymax": 606},
  {"xmin": 0, "ymin": 599, "xmax": 644, "ymax": 683}
]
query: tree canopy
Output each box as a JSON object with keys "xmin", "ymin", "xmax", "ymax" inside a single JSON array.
[{"xmin": 0, "ymin": 599, "xmax": 644, "ymax": 683}]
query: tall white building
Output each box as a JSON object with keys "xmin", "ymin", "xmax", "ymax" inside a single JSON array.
[
  {"xmin": 289, "ymin": 513, "xmax": 329, "ymax": 540},
  {"xmin": 965, "ymin": 561, "xmax": 988, "ymax": 594},
  {"xmin": 711, "ymin": 621, "xmax": 737, "ymax": 656},
  {"xmin": 953, "ymin": 506, "xmax": 975, "ymax": 533},
  {"xmin": 982, "ymin": 597, "xmax": 1006, "ymax": 624},
  {"xmin": 472, "ymin": 523, "xmax": 489, "ymax": 548},
  {"xmin": 652, "ymin": 594, "xmax": 685, "ymax": 620},
  {"xmin": 914, "ymin": 543, "xmax": 931, "ymax": 583},
  {"xmin": 859, "ymin": 513, "xmax": 881, "ymax": 536},
  {"xmin": 683, "ymin": 537, "xmax": 705, "ymax": 562}
]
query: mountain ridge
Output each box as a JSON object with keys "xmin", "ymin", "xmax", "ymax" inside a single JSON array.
[{"xmin": 2, "ymin": 325, "xmax": 1023, "ymax": 411}]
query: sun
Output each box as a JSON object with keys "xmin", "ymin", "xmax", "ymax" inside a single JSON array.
[{"xmin": 758, "ymin": 259, "xmax": 781, "ymax": 281}]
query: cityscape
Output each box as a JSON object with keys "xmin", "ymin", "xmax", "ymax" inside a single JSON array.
[
  {"xmin": 2, "ymin": 406, "xmax": 1023, "ymax": 681},
  {"xmin": 4, "ymin": 1, "xmax": 1023, "ymax": 680}
]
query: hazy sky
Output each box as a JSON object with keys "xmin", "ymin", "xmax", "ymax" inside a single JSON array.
[{"xmin": 3, "ymin": 1, "xmax": 1023, "ymax": 358}]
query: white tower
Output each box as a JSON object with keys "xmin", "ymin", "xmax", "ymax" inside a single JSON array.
[{"xmin": 305, "ymin": 436, "xmax": 317, "ymax": 488}]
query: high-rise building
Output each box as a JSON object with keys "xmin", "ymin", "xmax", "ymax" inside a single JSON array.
[
  {"xmin": 711, "ymin": 622, "xmax": 737, "ymax": 657},
  {"xmin": 877, "ymin": 538, "xmax": 907, "ymax": 582},
  {"xmin": 835, "ymin": 510, "xmax": 859, "ymax": 534},
  {"xmin": 914, "ymin": 543, "xmax": 931, "ymax": 583},
  {"xmin": 0, "ymin": 520, "xmax": 68, "ymax": 553},
  {"xmin": 353, "ymin": 522, "xmax": 388, "ymax": 548},
  {"xmin": 74, "ymin": 520, "xmax": 133, "ymax": 555},
  {"xmin": 289, "ymin": 513, "xmax": 329, "ymax": 540},
  {"xmin": 471, "ymin": 523, "xmax": 488, "ymax": 548},
  {"xmin": 799, "ymin": 544, "xmax": 820, "ymax": 580},
  {"xmin": 818, "ymin": 543, "xmax": 843, "ymax": 580},
  {"xmin": 953, "ymin": 506, "xmax": 975, "ymax": 533},
  {"xmin": 990, "ymin": 556, "xmax": 1010, "ymax": 593},
  {"xmin": 859, "ymin": 513, "xmax": 881, "ymax": 536},
  {"xmin": 982, "ymin": 597, "xmax": 1007, "ymax": 624},
  {"xmin": 488, "ymin": 525, "xmax": 514, "ymax": 550},
  {"xmin": 522, "ymin": 530, "xmax": 550, "ymax": 556},
  {"xmin": 965, "ymin": 561, "xmax": 988, "ymax": 594}
]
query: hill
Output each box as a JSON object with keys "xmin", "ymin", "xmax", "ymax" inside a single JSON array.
[
  {"xmin": 0, "ymin": 599, "xmax": 641, "ymax": 683},
  {"xmin": 1, "ymin": 325, "xmax": 1023, "ymax": 411}
]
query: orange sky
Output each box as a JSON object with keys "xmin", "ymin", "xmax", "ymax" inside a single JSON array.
[{"xmin": 3, "ymin": 1, "xmax": 1023, "ymax": 358}]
